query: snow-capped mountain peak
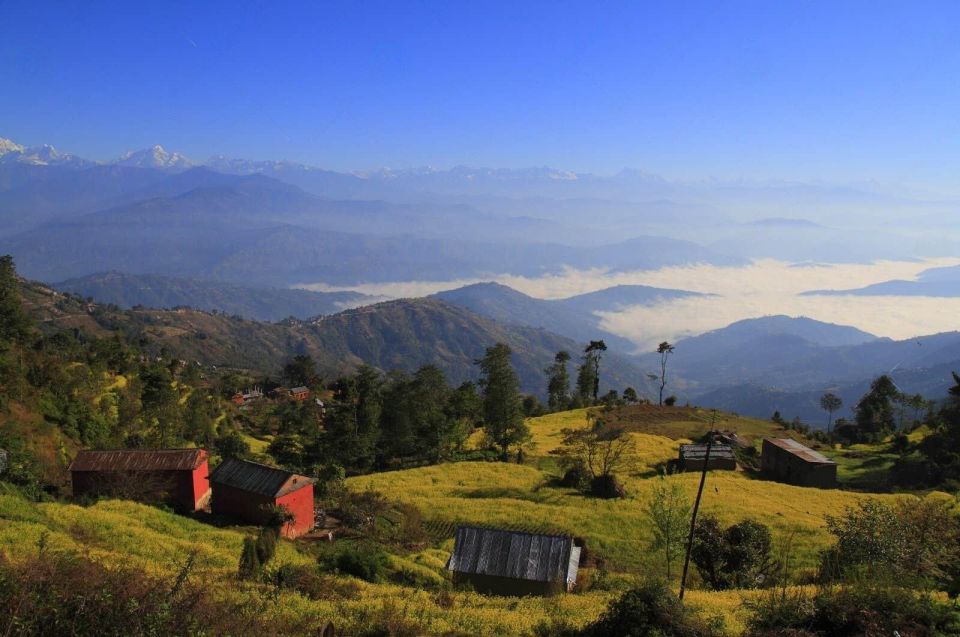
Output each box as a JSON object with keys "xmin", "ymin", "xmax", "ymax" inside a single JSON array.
[
  {"xmin": 0, "ymin": 137, "xmax": 92, "ymax": 167},
  {"xmin": 0, "ymin": 138, "xmax": 26, "ymax": 156},
  {"xmin": 116, "ymin": 145, "xmax": 195, "ymax": 170}
]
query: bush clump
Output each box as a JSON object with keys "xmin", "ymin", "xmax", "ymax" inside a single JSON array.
[
  {"xmin": 746, "ymin": 581, "xmax": 960, "ymax": 637},
  {"xmin": 578, "ymin": 579, "xmax": 722, "ymax": 637},
  {"xmin": 589, "ymin": 473, "xmax": 626, "ymax": 499},
  {"xmin": 320, "ymin": 542, "xmax": 390, "ymax": 583}
]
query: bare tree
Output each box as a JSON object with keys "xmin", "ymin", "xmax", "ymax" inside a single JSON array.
[{"xmin": 552, "ymin": 415, "xmax": 635, "ymax": 480}]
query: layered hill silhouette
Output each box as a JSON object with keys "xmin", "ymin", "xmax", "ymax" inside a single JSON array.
[
  {"xmin": 434, "ymin": 281, "xmax": 703, "ymax": 352},
  {"xmin": 0, "ymin": 162, "xmax": 741, "ymax": 286}
]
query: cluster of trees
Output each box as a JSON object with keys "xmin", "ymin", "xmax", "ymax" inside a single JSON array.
[
  {"xmin": 545, "ymin": 339, "xmax": 654, "ymax": 413},
  {"xmin": 261, "ymin": 342, "xmax": 535, "ymax": 475},
  {"xmin": 816, "ymin": 376, "xmax": 936, "ymax": 444}
]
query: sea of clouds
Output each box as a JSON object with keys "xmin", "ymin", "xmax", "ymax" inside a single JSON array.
[{"xmin": 301, "ymin": 257, "xmax": 960, "ymax": 351}]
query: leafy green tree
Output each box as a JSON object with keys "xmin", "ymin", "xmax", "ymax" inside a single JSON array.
[
  {"xmin": 623, "ymin": 387, "xmax": 639, "ymax": 404},
  {"xmin": 819, "ymin": 392, "xmax": 842, "ymax": 432},
  {"xmin": 282, "ymin": 354, "xmax": 321, "ymax": 388},
  {"xmin": 214, "ymin": 431, "xmax": 250, "ymax": 460},
  {"xmin": 184, "ymin": 389, "xmax": 215, "ymax": 445},
  {"xmin": 917, "ymin": 373, "xmax": 960, "ymax": 488},
  {"xmin": 586, "ymin": 340, "xmax": 607, "ymax": 402},
  {"xmin": 139, "ymin": 364, "xmax": 181, "ymax": 447},
  {"xmin": 377, "ymin": 370, "xmax": 416, "ymax": 461},
  {"xmin": 353, "ymin": 365, "xmax": 383, "ymax": 470},
  {"xmin": 409, "ymin": 365, "xmax": 454, "ymax": 463},
  {"xmin": 477, "ymin": 343, "xmax": 527, "ymax": 459},
  {"xmin": 447, "ymin": 381, "xmax": 481, "ymax": 422},
  {"xmin": 522, "ymin": 394, "xmax": 545, "ymax": 417},
  {"xmin": 852, "ymin": 375, "xmax": 900, "ymax": 441},
  {"xmin": 646, "ymin": 476, "xmax": 691, "ymax": 580},
  {"xmin": 0, "ymin": 255, "xmax": 29, "ymax": 344},
  {"xmin": 691, "ymin": 516, "xmax": 775, "ymax": 590},
  {"xmin": 267, "ymin": 433, "xmax": 304, "ymax": 469},
  {"xmin": 545, "ymin": 350, "xmax": 571, "ymax": 411},
  {"xmin": 575, "ymin": 354, "xmax": 597, "ymax": 404},
  {"xmin": 657, "ymin": 341, "xmax": 675, "ymax": 406}
]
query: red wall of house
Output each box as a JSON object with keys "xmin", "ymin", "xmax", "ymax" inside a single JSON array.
[
  {"xmin": 276, "ymin": 484, "xmax": 315, "ymax": 538},
  {"xmin": 190, "ymin": 460, "xmax": 211, "ymax": 508}
]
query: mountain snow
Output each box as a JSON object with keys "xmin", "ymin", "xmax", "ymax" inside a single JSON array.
[{"xmin": 116, "ymin": 144, "xmax": 194, "ymax": 169}]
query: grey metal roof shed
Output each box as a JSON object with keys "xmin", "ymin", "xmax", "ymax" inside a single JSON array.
[{"xmin": 447, "ymin": 526, "xmax": 581, "ymax": 596}]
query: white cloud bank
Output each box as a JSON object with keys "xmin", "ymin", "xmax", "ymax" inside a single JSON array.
[{"xmin": 299, "ymin": 257, "xmax": 960, "ymax": 350}]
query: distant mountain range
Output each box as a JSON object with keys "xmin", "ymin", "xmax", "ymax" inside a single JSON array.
[
  {"xmin": 0, "ymin": 163, "xmax": 742, "ymax": 285},
  {"xmin": 7, "ymin": 134, "xmax": 960, "ymax": 263},
  {"xmin": 53, "ymin": 272, "xmax": 375, "ymax": 322},
  {"xmin": 804, "ymin": 264, "xmax": 960, "ymax": 297},
  {"xmin": 640, "ymin": 315, "xmax": 960, "ymax": 423}
]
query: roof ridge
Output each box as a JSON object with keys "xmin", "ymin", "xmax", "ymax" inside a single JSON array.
[{"xmin": 456, "ymin": 524, "xmax": 573, "ymax": 541}]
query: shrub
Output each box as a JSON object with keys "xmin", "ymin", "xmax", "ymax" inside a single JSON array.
[
  {"xmin": 579, "ymin": 579, "xmax": 723, "ymax": 637},
  {"xmin": 746, "ymin": 581, "xmax": 960, "ymax": 637},
  {"xmin": 321, "ymin": 542, "xmax": 390, "ymax": 583},
  {"xmin": 238, "ymin": 536, "xmax": 261, "ymax": 580},
  {"xmin": 273, "ymin": 563, "xmax": 363, "ymax": 601},
  {"xmin": 664, "ymin": 395, "xmax": 678, "ymax": 407},
  {"xmin": 589, "ymin": 473, "xmax": 626, "ymax": 499},
  {"xmin": 559, "ymin": 461, "xmax": 589, "ymax": 490},
  {"xmin": 0, "ymin": 549, "xmax": 296, "ymax": 636},
  {"xmin": 691, "ymin": 516, "xmax": 776, "ymax": 590}
]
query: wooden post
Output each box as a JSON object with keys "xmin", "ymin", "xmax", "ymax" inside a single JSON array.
[{"xmin": 679, "ymin": 427, "xmax": 714, "ymax": 601}]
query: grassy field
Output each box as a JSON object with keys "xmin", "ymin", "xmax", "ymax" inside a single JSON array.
[{"xmin": 0, "ymin": 406, "xmax": 945, "ymax": 635}]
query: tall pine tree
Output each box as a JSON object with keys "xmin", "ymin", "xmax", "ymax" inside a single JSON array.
[
  {"xmin": 545, "ymin": 350, "xmax": 571, "ymax": 411},
  {"xmin": 477, "ymin": 343, "xmax": 527, "ymax": 460}
]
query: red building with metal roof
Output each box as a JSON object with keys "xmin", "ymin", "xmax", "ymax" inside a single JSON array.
[
  {"xmin": 208, "ymin": 458, "xmax": 315, "ymax": 538},
  {"xmin": 69, "ymin": 448, "xmax": 211, "ymax": 512}
]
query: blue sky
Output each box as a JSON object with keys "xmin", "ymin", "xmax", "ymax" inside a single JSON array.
[{"xmin": 3, "ymin": 1, "xmax": 960, "ymax": 187}]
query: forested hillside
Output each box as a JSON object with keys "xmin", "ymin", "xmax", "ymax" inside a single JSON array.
[{"xmin": 21, "ymin": 279, "xmax": 648, "ymax": 397}]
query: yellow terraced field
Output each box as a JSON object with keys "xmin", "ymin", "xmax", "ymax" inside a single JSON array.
[{"xmin": 0, "ymin": 407, "xmax": 945, "ymax": 635}]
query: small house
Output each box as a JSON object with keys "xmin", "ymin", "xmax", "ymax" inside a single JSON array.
[
  {"xmin": 208, "ymin": 458, "xmax": 315, "ymax": 538},
  {"xmin": 447, "ymin": 526, "xmax": 581, "ymax": 596},
  {"xmin": 232, "ymin": 388, "xmax": 264, "ymax": 406},
  {"xmin": 761, "ymin": 438, "xmax": 837, "ymax": 488},
  {"xmin": 678, "ymin": 443, "xmax": 737, "ymax": 472},
  {"xmin": 69, "ymin": 448, "xmax": 211, "ymax": 511},
  {"xmin": 291, "ymin": 386, "xmax": 311, "ymax": 401}
]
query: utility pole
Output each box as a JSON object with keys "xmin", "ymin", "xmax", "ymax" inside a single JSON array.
[{"xmin": 679, "ymin": 411, "xmax": 717, "ymax": 600}]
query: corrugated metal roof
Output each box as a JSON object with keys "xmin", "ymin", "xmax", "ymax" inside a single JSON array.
[
  {"xmin": 765, "ymin": 438, "xmax": 835, "ymax": 464},
  {"xmin": 208, "ymin": 458, "xmax": 313, "ymax": 498},
  {"xmin": 291, "ymin": 386, "xmax": 309, "ymax": 393},
  {"xmin": 447, "ymin": 526, "xmax": 577, "ymax": 584},
  {"xmin": 69, "ymin": 449, "xmax": 206, "ymax": 472},
  {"xmin": 679, "ymin": 443, "xmax": 736, "ymax": 460}
]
